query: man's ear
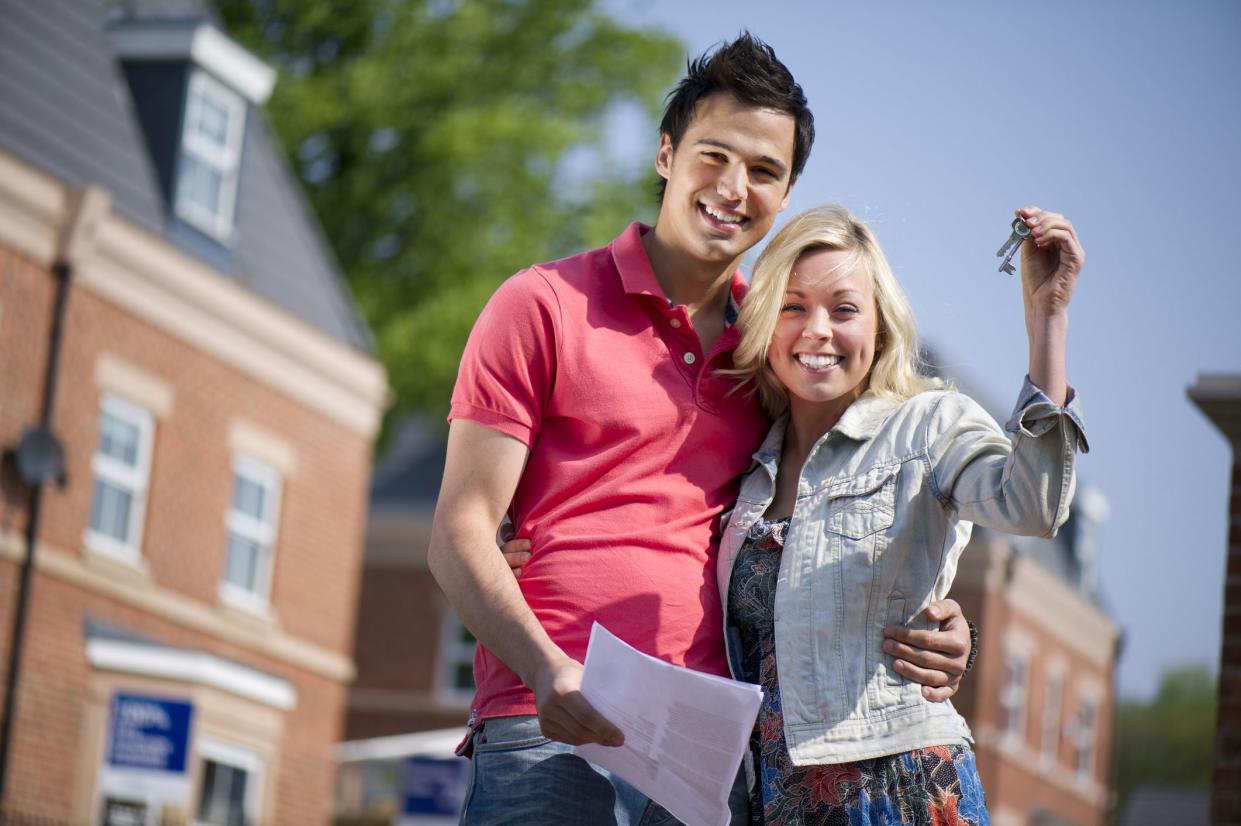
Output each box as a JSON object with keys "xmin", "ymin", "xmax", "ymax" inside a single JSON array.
[
  {"xmin": 655, "ymin": 133, "xmax": 675, "ymax": 181},
  {"xmin": 779, "ymin": 175, "xmax": 798, "ymax": 211}
]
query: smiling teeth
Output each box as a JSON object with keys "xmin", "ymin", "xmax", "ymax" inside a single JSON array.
[
  {"xmin": 798, "ymin": 354, "xmax": 841, "ymax": 369},
  {"xmin": 704, "ymin": 205, "xmax": 743, "ymax": 224}
]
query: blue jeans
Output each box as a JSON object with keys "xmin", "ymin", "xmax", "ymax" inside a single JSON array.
[{"xmin": 460, "ymin": 715, "xmax": 751, "ymax": 825}]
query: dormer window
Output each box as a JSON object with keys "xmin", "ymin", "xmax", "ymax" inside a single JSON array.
[
  {"xmin": 176, "ymin": 70, "xmax": 245, "ymax": 241},
  {"xmin": 108, "ymin": 18, "xmax": 274, "ymax": 248}
]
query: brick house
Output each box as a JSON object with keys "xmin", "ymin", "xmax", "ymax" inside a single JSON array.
[
  {"xmin": 345, "ymin": 421, "xmax": 467, "ymax": 743},
  {"xmin": 1188, "ymin": 373, "xmax": 1241, "ymax": 826},
  {"xmin": 0, "ymin": 1, "xmax": 387, "ymax": 823},
  {"xmin": 950, "ymin": 509, "xmax": 1119, "ymax": 826},
  {"xmin": 344, "ymin": 387, "xmax": 1119, "ymax": 824}
]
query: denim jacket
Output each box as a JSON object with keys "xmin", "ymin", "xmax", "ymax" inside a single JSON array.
[{"xmin": 716, "ymin": 378, "xmax": 1088, "ymax": 764}]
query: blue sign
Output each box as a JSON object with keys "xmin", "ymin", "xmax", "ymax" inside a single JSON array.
[
  {"xmin": 107, "ymin": 693, "xmax": 194, "ymax": 774},
  {"xmin": 401, "ymin": 757, "xmax": 468, "ymax": 816}
]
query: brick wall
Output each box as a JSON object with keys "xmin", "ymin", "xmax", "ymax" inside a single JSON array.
[
  {"xmin": 344, "ymin": 565, "xmax": 472, "ymax": 741},
  {"xmin": 1215, "ymin": 461, "xmax": 1241, "ymax": 824},
  {"xmin": 351, "ymin": 568, "xmax": 442, "ymax": 693},
  {"xmin": 950, "ymin": 539, "xmax": 1115, "ymax": 826},
  {"xmin": 0, "ymin": 242, "xmax": 376, "ymax": 823},
  {"xmin": 19, "ymin": 259, "xmax": 374, "ymax": 653}
]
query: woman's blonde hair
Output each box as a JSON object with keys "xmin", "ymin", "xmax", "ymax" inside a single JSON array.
[{"xmin": 730, "ymin": 204, "xmax": 944, "ymax": 418}]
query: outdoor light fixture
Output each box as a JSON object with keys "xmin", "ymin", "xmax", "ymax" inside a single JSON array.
[{"xmin": 13, "ymin": 424, "xmax": 67, "ymax": 487}]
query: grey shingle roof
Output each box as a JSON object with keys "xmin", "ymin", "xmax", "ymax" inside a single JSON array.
[
  {"xmin": 369, "ymin": 418, "xmax": 446, "ymax": 509},
  {"xmin": 0, "ymin": 0, "xmax": 372, "ymax": 353},
  {"xmin": 0, "ymin": 0, "xmax": 166, "ymax": 233}
]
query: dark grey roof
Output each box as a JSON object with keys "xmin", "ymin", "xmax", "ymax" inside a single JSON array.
[
  {"xmin": 1119, "ymin": 786, "xmax": 1209, "ymax": 826},
  {"xmin": 0, "ymin": 0, "xmax": 166, "ymax": 233},
  {"xmin": 370, "ymin": 418, "xmax": 446, "ymax": 509},
  {"xmin": 0, "ymin": 0, "xmax": 371, "ymax": 353}
]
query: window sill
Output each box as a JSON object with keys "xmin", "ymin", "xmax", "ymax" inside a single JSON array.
[
  {"xmin": 81, "ymin": 532, "xmax": 150, "ymax": 582},
  {"xmin": 217, "ymin": 582, "xmax": 279, "ymax": 630}
]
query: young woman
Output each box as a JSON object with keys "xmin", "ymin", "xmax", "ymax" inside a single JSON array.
[{"xmin": 719, "ymin": 204, "xmax": 1087, "ymax": 824}]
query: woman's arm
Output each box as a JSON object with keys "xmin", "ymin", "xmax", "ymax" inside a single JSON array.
[
  {"xmin": 929, "ymin": 207, "xmax": 1088, "ymax": 537},
  {"xmin": 1017, "ymin": 205, "xmax": 1085, "ymax": 406}
]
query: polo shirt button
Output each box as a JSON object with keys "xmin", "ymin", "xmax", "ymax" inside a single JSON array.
[
  {"xmin": 669, "ymin": 319, "xmax": 682, "ymax": 329},
  {"xmin": 683, "ymin": 352, "xmax": 696, "ymax": 365}
]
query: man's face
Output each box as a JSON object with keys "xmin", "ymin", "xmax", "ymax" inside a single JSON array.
[{"xmin": 655, "ymin": 93, "xmax": 797, "ymax": 268}]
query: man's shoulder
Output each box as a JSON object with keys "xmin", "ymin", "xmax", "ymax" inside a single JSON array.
[
  {"xmin": 525, "ymin": 240, "xmax": 616, "ymax": 289},
  {"xmin": 487, "ymin": 241, "xmax": 618, "ymax": 319}
]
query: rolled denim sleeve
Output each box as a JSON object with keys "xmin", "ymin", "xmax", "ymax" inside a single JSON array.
[
  {"xmin": 1004, "ymin": 375, "xmax": 1090, "ymax": 454},
  {"xmin": 929, "ymin": 379, "xmax": 1088, "ymax": 539}
]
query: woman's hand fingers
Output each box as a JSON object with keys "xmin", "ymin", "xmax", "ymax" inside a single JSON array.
[
  {"xmin": 883, "ymin": 599, "xmax": 971, "ymax": 703},
  {"xmin": 890, "ymin": 656, "xmax": 952, "ymax": 688},
  {"xmin": 883, "ymin": 623, "xmax": 970, "ymax": 663},
  {"xmin": 1014, "ymin": 205, "xmax": 1084, "ymax": 316},
  {"xmin": 499, "ymin": 538, "xmax": 532, "ymax": 577}
]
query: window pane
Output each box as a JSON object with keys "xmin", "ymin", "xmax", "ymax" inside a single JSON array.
[
  {"xmin": 179, "ymin": 155, "xmax": 222, "ymax": 216},
  {"xmin": 198, "ymin": 759, "xmax": 248, "ymax": 826},
  {"xmin": 198, "ymin": 760, "xmax": 220, "ymax": 820},
  {"xmin": 454, "ymin": 662, "xmax": 475, "ymax": 691},
  {"xmin": 1001, "ymin": 657, "xmax": 1026, "ymax": 737},
  {"xmin": 90, "ymin": 479, "xmax": 132, "ymax": 542},
  {"xmin": 225, "ymin": 533, "xmax": 261, "ymax": 592},
  {"xmin": 194, "ymin": 92, "xmax": 231, "ymax": 148},
  {"xmin": 99, "ymin": 411, "xmax": 139, "ymax": 466},
  {"xmin": 1076, "ymin": 701, "xmax": 1096, "ymax": 773},
  {"xmin": 228, "ymin": 765, "xmax": 248, "ymax": 825},
  {"xmin": 233, "ymin": 473, "xmax": 266, "ymax": 522}
]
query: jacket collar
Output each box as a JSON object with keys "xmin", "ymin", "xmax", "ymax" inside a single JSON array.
[
  {"xmin": 830, "ymin": 392, "xmax": 903, "ymax": 442},
  {"xmin": 750, "ymin": 391, "xmax": 903, "ymax": 472}
]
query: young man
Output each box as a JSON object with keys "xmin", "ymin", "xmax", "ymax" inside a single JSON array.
[{"xmin": 428, "ymin": 34, "xmax": 972, "ymax": 824}]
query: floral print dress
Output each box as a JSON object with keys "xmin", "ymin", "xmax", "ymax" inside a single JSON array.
[{"xmin": 727, "ymin": 517, "xmax": 990, "ymax": 825}]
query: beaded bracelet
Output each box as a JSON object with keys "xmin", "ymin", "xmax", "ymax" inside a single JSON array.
[{"xmin": 964, "ymin": 620, "xmax": 980, "ymax": 674}]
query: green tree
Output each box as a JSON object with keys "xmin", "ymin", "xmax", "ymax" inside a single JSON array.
[
  {"xmin": 216, "ymin": 0, "xmax": 683, "ymax": 421},
  {"xmin": 1111, "ymin": 665, "xmax": 1216, "ymax": 822}
]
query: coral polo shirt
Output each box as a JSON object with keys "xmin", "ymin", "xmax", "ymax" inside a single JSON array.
[{"xmin": 449, "ymin": 222, "xmax": 770, "ymax": 720}]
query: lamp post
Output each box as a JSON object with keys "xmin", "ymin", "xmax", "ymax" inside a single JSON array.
[{"xmin": 0, "ymin": 188, "xmax": 108, "ymax": 813}]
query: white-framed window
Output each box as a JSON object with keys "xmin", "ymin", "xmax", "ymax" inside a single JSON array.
[
  {"xmin": 998, "ymin": 650, "xmax": 1029, "ymax": 743},
  {"xmin": 1071, "ymin": 695, "xmax": 1098, "ymax": 778},
  {"xmin": 219, "ymin": 455, "xmax": 281, "ymax": 610},
  {"xmin": 85, "ymin": 394, "xmax": 155, "ymax": 562},
  {"xmin": 194, "ymin": 739, "xmax": 264, "ymax": 826},
  {"xmin": 176, "ymin": 69, "xmax": 245, "ymax": 241},
  {"xmin": 435, "ymin": 610, "xmax": 476, "ymax": 705},
  {"xmin": 1040, "ymin": 669, "xmax": 1064, "ymax": 763}
]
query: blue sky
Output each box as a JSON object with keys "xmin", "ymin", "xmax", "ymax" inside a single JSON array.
[{"xmin": 603, "ymin": 0, "xmax": 1241, "ymax": 700}]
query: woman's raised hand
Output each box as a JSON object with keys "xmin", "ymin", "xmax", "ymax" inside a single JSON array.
[{"xmin": 1016, "ymin": 205, "xmax": 1084, "ymax": 319}]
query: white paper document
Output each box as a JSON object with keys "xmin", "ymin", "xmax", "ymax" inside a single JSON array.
[{"xmin": 573, "ymin": 623, "xmax": 763, "ymax": 826}]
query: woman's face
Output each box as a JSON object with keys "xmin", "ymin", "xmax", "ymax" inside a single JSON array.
[{"xmin": 767, "ymin": 247, "xmax": 878, "ymax": 427}]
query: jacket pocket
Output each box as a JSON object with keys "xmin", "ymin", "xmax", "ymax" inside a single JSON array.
[{"xmin": 825, "ymin": 464, "xmax": 898, "ymax": 540}]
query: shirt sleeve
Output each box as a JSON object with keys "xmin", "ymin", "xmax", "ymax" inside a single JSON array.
[
  {"xmin": 448, "ymin": 267, "xmax": 560, "ymax": 446},
  {"xmin": 1004, "ymin": 375, "xmax": 1090, "ymax": 454},
  {"xmin": 928, "ymin": 378, "xmax": 1089, "ymax": 538}
]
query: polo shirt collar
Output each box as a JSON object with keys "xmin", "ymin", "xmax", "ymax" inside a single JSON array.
[{"xmin": 612, "ymin": 222, "xmax": 748, "ymax": 328}]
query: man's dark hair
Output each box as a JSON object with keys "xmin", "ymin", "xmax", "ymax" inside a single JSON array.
[{"xmin": 657, "ymin": 32, "xmax": 814, "ymax": 200}]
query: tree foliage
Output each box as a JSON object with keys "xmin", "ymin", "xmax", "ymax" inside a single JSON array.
[
  {"xmin": 216, "ymin": 0, "xmax": 683, "ymax": 422},
  {"xmin": 1111, "ymin": 665, "xmax": 1216, "ymax": 822}
]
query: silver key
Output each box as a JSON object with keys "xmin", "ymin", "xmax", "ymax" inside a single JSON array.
[{"xmin": 996, "ymin": 217, "xmax": 1031, "ymax": 275}]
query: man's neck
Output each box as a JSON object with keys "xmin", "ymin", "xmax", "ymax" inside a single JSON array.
[{"xmin": 642, "ymin": 224, "xmax": 739, "ymax": 316}]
